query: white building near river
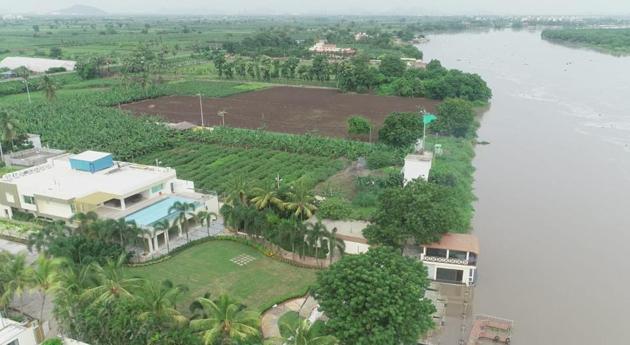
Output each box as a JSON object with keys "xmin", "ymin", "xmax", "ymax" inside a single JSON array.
[{"xmin": 0, "ymin": 151, "xmax": 219, "ymax": 253}]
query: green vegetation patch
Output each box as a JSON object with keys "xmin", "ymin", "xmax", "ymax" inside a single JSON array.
[
  {"xmin": 126, "ymin": 240, "xmax": 316, "ymax": 312},
  {"xmin": 139, "ymin": 140, "xmax": 345, "ymax": 194},
  {"xmin": 542, "ymin": 28, "xmax": 630, "ymax": 55}
]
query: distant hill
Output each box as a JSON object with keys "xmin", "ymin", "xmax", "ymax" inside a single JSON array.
[{"xmin": 49, "ymin": 4, "xmax": 107, "ymax": 16}]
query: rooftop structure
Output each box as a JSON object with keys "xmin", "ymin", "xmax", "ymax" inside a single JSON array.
[
  {"xmin": 0, "ymin": 316, "xmax": 38, "ymax": 345},
  {"xmin": 309, "ymin": 40, "xmax": 356, "ymax": 56},
  {"xmin": 405, "ymin": 233, "xmax": 480, "ymax": 286},
  {"xmin": 3, "ymin": 147, "xmax": 66, "ymax": 167},
  {"xmin": 0, "ymin": 57, "xmax": 76, "ymax": 73},
  {"xmin": 402, "ymin": 151, "xmax": 433, "ymax": 184}
]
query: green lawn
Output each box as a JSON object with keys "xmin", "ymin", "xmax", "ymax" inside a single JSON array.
[{"xmin": 126, "ymin": 240, "xmax": 317, "ymax": 312}]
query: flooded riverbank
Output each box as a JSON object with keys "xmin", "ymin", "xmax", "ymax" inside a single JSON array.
[{"xmin": 421, "ymin": 29, "xmax": 630, "ymax": 344}]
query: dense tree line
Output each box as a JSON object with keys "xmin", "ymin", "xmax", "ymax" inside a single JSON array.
[{"xmin": 542, "ymin": 28, "xmax": 630, "ymax": 54}]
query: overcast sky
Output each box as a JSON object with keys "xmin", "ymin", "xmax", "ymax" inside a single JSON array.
[{"xmin": 3, "ymin": 0, "xmax": 630, "ymax": 15}]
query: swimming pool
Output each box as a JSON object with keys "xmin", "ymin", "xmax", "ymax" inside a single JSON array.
[{"xmin": 125, "ymin": 196, "xmax": 200, "ymax": 227}]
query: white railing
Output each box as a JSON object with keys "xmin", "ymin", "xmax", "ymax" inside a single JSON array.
[
  {"xmin": 422, "ymin": 255, "xmax": 469, "ymax": 266},
  {"xmin": 2, "ymin": 163, "xmax": 54, "ymax": 181}
]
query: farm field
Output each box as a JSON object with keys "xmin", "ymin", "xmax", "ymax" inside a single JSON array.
[
  {"xmin": 121, "ymin": 86, "xmax": 440, "ymax": 138},
  {"xmin": 126, "ymin": 240, "xmax": 317, "ymax": 312},
  {"xmin": 139, "ymin": 140, "xmax": 346, "ymax": 193}
]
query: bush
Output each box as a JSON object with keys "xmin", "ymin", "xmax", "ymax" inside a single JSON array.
[
  {"xmin": 317, "ymin": 197, "xmax": 353, "ymax": 220},
  {"xmin": 367, "ymin": 150, "xmax": 401, "ymax": 169},
  {"xmin": 41, "ymin": 339, "xmax": 63, "ymax": 345},
  {"xmin": 346, "ymin": 115, "xmax": 372, "ymax": 138}
]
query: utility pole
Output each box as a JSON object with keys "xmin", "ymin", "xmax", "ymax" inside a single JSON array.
[
  {"xmin": 24, "ymin": 78, "xmax": 31, "ymax": 104},
  {"xmin": 198, "ymin": 93, "xmax": 205, "ymax": 127}
]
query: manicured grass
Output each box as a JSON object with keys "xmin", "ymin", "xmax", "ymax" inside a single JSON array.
[{"xmin": 126, "ymin": 240, "xmax": 317, "ymax": 312}]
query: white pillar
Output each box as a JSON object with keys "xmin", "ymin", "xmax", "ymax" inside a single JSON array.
[
  {"xmin": 147, "ymin": 237, "xmax": 154, "ymax": 253},
  {"xmin": 153, "ymin": 236, "xmax": 159, "ymax": 251},
  {"xmin": 120, "ymin": 198, "xmax": 126, "ymax": 210}
]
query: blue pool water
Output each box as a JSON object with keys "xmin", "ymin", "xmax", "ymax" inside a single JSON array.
[{"xmin": 125, "ymin": 196, "xmax": 199, "ymax": 227}]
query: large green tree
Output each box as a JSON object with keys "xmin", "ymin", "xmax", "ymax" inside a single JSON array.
[
  {"xmin": 363, "ymin": 180, "xmax": 463, "ymax": 247},
  {"xmin": 378, "ymin": 112, "xmax": 422, "ymax": 148},
  {"xmin": 314, "ymin": 247, "xmax": 435, "ymax": 345},
  {"xmin": 379, "ymin": 55, "xmax": 406, "ymax": 78},
  {"xmin": 433, "ymin": 98, "xmax": 476, "ymax": 138}
]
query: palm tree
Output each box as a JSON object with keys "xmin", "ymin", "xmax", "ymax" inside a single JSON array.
[
  {"xmin": 168, "ymin": 201, "xmax": 197, "ymax": 243},
  {"xmin": 81, "ymin": 254, "xmax": 142, "ymax": 306},
  {"xmin": 285, "ymin": 182, "xmax": 317, "ymax": 220},
  {"xmin": 196, "ymin": 210, "xmax": 218, "ymax": 236},
  {"xmin": 327, "ymin": 227, "xmax": 345, "ymax": 265},
  {"xmin": 137, "ymin": 279, "xmax": 188, "ymax": 327},
  {"xmin": 224, "ymin": 176, "xmax": 250, "ymax": 206},
  {"xmin": 0, "ymin": 253, "xmax": 31, "ymax": 315},
  {"xmin": 0, "ymin": 110, "xmax": 20, "ymax": 159},
  {"xmin": 190, "ymin": 295, "xmax": 260, "ymax": 345},
  {"xmin": 41, "ymin": 75, "xmax": 57, "ymax": 101},
  {"xmin": 70, "ymin": 211, "xmax": 99, "ymax": 236},
  {"xmin": 152, "ymin": 218, "xmax": 172, "ymax": 253},
  {"xmin": 189, "ymin": 291, "xmax": 212, "ymax": 320},
  {"xmin": 250, "ymin": 185, "xmax": 284, "ymax": 211},
  {"xmin": 306, "ymin": 221, "xmax": 329, "ymax": 266},
  {"xmin": 29, "ymin": 254, "xmax": 64, "ymax": 322},
  {"xmin": 279, "ymin": 319, "xmax": 338, "ymax": 345}
]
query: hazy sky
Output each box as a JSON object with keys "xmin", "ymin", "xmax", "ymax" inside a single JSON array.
[{"xmin": 3, "ymin": 0, "xmax": 630, "ymax": 15}]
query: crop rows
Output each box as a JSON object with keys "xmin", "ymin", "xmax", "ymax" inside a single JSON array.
[{"xmin": 139, "ymin": 141, "xmax": 345, "ymax": 194}]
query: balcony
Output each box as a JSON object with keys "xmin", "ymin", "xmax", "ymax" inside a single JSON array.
[{"xmin": 422, "ymin": 255, "xmax": 476, "ymax": 266}]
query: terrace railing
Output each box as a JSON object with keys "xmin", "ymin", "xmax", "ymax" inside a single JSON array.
[{"xmin": 422, "ymin": 255, "xmax": 471, "ymax": 266}]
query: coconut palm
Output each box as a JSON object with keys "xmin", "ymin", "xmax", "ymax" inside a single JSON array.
[
  {"xmin": 137, "ymin": 279, "xmax": 188, "ymax": 327},
  {"xmin": 0, "ymin": 110, "xmax": 20, "ymax": 158},
  {"xmin": 29, "ymin": 254, "xmax": 64, "ymax": 322},
  {"xmin": 0, "ymin": 253, "xmax": 31, "ymax": 315},
  {"xmin": 306, "ymin": 221, "xmax": 329, "ymax": 266},
  {"xmin": 327, "ymin": 227, "xmax": 346, "ymax": 265},
  {"xmin": 41, "ymin": 75, "xmax": 57, "ymax": 101},
  {"xmin": 285, "ymin": 182, "xmax": 317, "ymax": 220},
  {"xmin": 250, "ymin": 185, "xmax": 284, "ymax": 211},
  {"xmin": 196, "ymin": 210, "xmax": 218, "ymax": 236},
  {"xmin": 190, "ymin": 294, "xmax": 260, "ymax": 345},
  {"xmin": 224, "ymin": 176, "xmax": 250, "ymax": 206},
  {"xmin": 168, "ymin": 201, "xmax": 197, "ymax": 243},
  {"xmin": 70, "ymin": 212, "xmax": 99, "ymax": 237},
  {"xmin": 81, "ymin": 254, "xmax": 142, "ymax": 306},
  {"xmin": 279, "ymin": 319, "xmax": 338, "ymax": 345}
]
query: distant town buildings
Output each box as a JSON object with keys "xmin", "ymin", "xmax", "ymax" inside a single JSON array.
[
  {"xmin": 309, "ymin": 40, "xmax": 356, "ymax": 57},
  {"xmin": 354, "ymin": 32, "xmax": 369, "ymax": 41},
  {"xmin": 0, "ymin": 57, "xmax": 76, "ymax": 74}
]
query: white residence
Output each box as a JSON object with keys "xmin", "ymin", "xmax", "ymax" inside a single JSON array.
[
  {"xmin": 405, "ymin": 233, "xmax": 480, "ymax": 286},
  {"xmin": 0, "ymin": 151, "xmax": 219, "ymax": 253},
  {"xmin": 0, "ymin": 316, "xmax": 38, "ymax": 345},
  {"xmin": 0, "ymin": 57, "xmax": 76, "ymax": 73}
]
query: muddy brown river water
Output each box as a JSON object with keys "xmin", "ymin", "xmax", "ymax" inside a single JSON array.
[{"xmin": 420, "ymin": 29, "xmax": 630, "ymax": 344}]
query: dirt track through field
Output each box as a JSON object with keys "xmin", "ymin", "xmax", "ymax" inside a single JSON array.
[{"xmin": 121, "ymin": 86, "xmax": 440, "ymax": 138}]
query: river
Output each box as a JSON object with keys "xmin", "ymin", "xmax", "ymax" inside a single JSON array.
[{"xmin": 420, "ymin": 29, "xmax": 630, "ymax": 344}]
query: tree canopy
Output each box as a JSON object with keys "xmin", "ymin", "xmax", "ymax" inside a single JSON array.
[
  {"xmin": 378, "ymin": 112, "xmax": 422, "ymax": 148},
  {"xmin": 314, "ymin": 247, "xmax": 435, "ymax": 345},
  {"xmin": 433, "ymin": 98, "xmax": 477, "ymax": 138},
  {"xmin": 363, "ymin": 180, "xmax": 463, "ymax": 247}
]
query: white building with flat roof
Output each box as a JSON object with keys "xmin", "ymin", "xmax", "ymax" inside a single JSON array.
[
  {"xmin": 402, "ymin": 151, "xmax": 433, "ymax": 184},
  {"xmin": 0, "ymin": 316, "xmax": 38, "ymax": 345},
  {"xmin": 0, "ymin": 151, "xmax": 219, "ymax": 253},
  {"xmin": 0, "ymin": 57, "xmax": 76, "ymax": 73}
]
